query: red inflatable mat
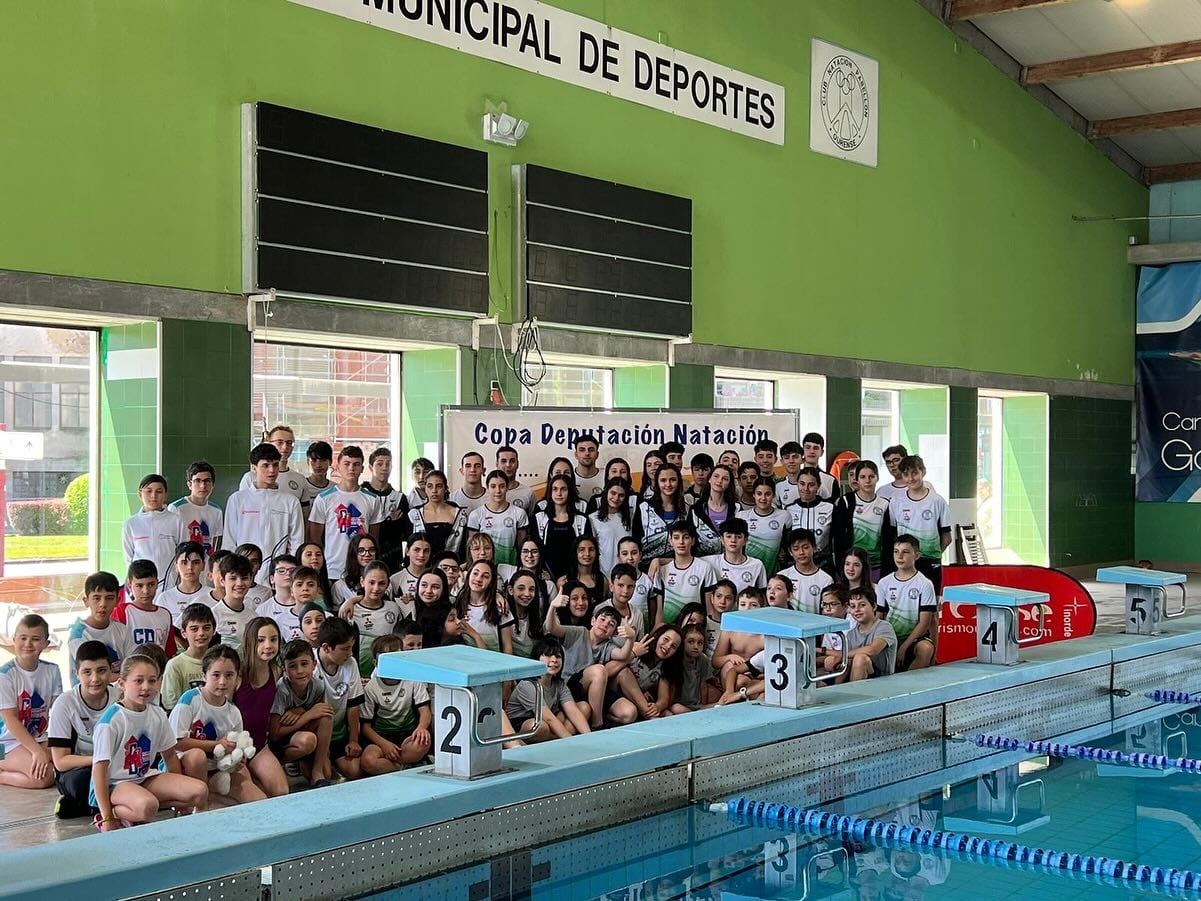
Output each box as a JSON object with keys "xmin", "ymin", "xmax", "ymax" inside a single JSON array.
[{"xmin": 935, "ymin": 564, "xmax": 1097, "ymax": 664}]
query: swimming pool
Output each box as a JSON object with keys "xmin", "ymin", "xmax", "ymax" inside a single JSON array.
[{"xmin": 368, "ymin": 705, "xmax": 1201, "ymax": 900}]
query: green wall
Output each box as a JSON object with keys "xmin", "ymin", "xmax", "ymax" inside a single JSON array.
[
  {"xmin": 99, "ymin": 322, "xmax": 159, "ymax": 576},
  {"xmin": 949, "ymin": 386, "xmax": 977, "ymax": 500},
  {"xmin": 160, "ymin": 320, "xmax": 252, "ymax": 511},
  {"xmin": 614, "ymin": 366, "xmax": 668, "ymax": 409},
  {"xmin": 1049, "ymin": 396, "xmax": 1133, "ymax": 567},
  {"xmin": 899, "ymin": 388, "xmax": 948, "ymax": 457},
  {"xmin": 825, "ymin": 377, "xmax": 862, "ymax": 459},
  {"xmin": 1001, "ymin": 395, "xmax": 1048, "ymax": 565},
  {"xmin": 0, "ymin": 0, "xmax": 1143, "ymax": 383},
  {"xmin": 402, "ymin": 348, "xmax": 461, "ymax": 469}
]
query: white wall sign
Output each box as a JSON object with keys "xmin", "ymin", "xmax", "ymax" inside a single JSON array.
[
  {"xmin": 0, "ymin": 432, "xmax": 45, "ymax": 461},
  {"xmin": 809, "ymin": 38, "xmax": 878, "ymax": 168},
  {"xmin": 442, "ymin": 407, "xmax": 799, "ymax": 487},
  {"xmin": 288, "ymin": 0, "xmax": 785, "ymax": 145}
]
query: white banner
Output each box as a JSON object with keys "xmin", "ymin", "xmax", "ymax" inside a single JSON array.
[
  {"xmin": 442, "ymin": 407, "xmax": 799, "ymax": 486},
  {"xmin": 809, "ymin": 38, "xmax": 878, "ymax": 168},
  {"xmin": 288, "ymin": 0, "xmax": 785, "ymax": 145}
]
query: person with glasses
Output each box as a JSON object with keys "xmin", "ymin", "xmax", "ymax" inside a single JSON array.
[
  {"xmin": 239, "ymin": 425, "xmax": 306, "ymax": 500},
  {"xmin": 169, "ymin": 461, "xmax": 223, "ymax": 558}
]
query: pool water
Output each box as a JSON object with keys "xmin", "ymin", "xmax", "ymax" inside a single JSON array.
[{"xmin": 366, "ymin": 706, "xmax": 1201, "ymax": 900}]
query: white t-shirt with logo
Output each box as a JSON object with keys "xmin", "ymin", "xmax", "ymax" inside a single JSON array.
[
  {"xmin": 0, "ymin": 659, "xmax": 61, "ymax": 753},
  {"xmin": 713, "ymin": 554, "xmax": 767, "ymax": 592},
  {"xmin": 309, "ymin": 487, "xmax": 383, "ymax": 580},
  {"xmin": 778, "ymin": 565, "xmax": 834, "ymax": 615},
  {"xmin": 466, "ymin": 504, "xmax": 529, "ymax": 567},
  {"xmin": 656, "ymin": 557, "xmax": 717, "ymax": 624},
  {"xmin": 48, "ymin": 684, "xmax": 118, "ymax": 758},
  {"xmin": 168, "ymin": 497, "xmax": 224, "ymax": 558},
  {"xmin": 877, "ymin": 571, "xmax": 938, "ymax": 643}
]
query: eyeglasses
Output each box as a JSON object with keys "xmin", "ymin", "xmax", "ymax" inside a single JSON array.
[{"xmin": 356, "ymin": 548, "xmax": 377, "ymax": 557}]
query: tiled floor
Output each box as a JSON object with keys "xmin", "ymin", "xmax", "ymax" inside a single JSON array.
[{"xmin": 0, "ymin": 575, "xmax": 1193, "ymax": 854}]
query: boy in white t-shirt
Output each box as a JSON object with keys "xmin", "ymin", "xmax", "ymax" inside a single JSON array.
[
  {"xmin": 467, "ymin": 470, "xmax": 529, "ymax": 567},
  {"xmin": 777, "ymin": 530, "xmax": 833, "ymax": 615},
  {"xmin": 156, "ymin": 542, "xmax": 208, "ymax": 626},
  {"xmin": 312, "ymin": 618, "xmax": 365, "ymax": 781},
  {"xmin": 617, "ymin": 537, "xmax": 660, "ymax": 633},
  {"xmin": 307, "ymin": 445, "xmax": 382, "ymax": 582},
  {"xmin": 300, "ymin": 440, "xmax": 333, "ymax": 518},
  {"xmin": 712, "ymin": 518, "xmax": 767, "ymax": 592},
  {"xmin": 113, "ymin": 559, "xmax": 179, "ymax": 657},
  {"xmin": 68, "ymin": 572, "xmax": 134, "ymax": 686},
  {"xmin": 449, "ymin": 451, "xmax": 487, "ymax": 514},
  {"xmin": 239, "ymin": 424, "xmax": 306, "ymax": 500},
  {"xmin": 0, "ymin": 614, "xmax": 61, "ymax": 789},
  {"xmin": 655, "ymin": 521, "xmax": 716, "ymax": 627},
  {"xmin": 359, "ymin": 631, "xmax": 432, "ymax": 774},
  {"xmin": 877, "ymin": 534, "xmax": 938, "ymax": 672},
  {"xmin": 48, "ymin": 640, "xmax": 118, "ymax": 817},
  {"xmin": 168, "ymin": 461, "xmax": 223, "ymax": 558},
  {"xmin": 225, "ymin": 443, "xmax": 306, "ymax": 584},
  {"xmin": 211, "ymin": 553, "xmax": 258, "ymax": 649},
  {"xmin": 496, "ymin": 446, "xmax": 535, "ymax": 513},
  {"xmin": 256, "ymin": 554, "xmax": 304, "ymax": 642}
]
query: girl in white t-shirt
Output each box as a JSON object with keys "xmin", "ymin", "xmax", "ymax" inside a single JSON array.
[
  {"xmin": 90, "ymin": 654, "xmax": 208, "ymax": 831},
  {"xmin": 455, "ymin": 560, "xmax": 514, "ymax": 654}
]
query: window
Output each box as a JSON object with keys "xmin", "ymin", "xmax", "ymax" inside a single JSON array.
[
  {"xmin": 0, "ymin": 326, "xmax": 96, "ymax": 574},
  {"xmin": 715, "ymin": 377, "xmax": 773, "ymax": 410},
  {"xmin": 860, "ymin": 388, "xmax": 899, "ymax": 465},
  {"xmin": 252, "ymin": 342, "xmax": 397, "ymax": 459},
  {"xmin": 522, "ymin": 365, "xmax": 612, "ymax": 408},
  {"xmin": 977, "ymin": 396, "xmax": 1003, "ymax": 548}
]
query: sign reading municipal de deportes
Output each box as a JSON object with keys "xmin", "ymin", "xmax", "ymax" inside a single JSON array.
[{"xmin": 287, "ymin": 0, "xmax": 786, "ymax": 144}]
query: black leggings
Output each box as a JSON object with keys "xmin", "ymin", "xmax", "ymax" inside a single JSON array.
[{"xmin": 54, "ymin": 767, "xmax": 93, "ymax": 817}]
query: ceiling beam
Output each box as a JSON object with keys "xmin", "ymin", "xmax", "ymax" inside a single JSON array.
[
  {"xmin": 1146, "ymin": 161, "xmax": 1201, "ymax": 185},
  {"xmin": 1091, "ymin": 107, "xmax": 1201, "ymax": 139},
  {"xmin": 1024, "ymin": 39, "xmax": 1201, "ymax": 85},
  {"xmin": 947, "ymin": 0, "xmax": 1075, "ymax": 22}
]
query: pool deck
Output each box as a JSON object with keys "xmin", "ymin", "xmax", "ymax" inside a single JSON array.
[{"xmin": 3, "ymin": 576, "xmax": 1201, "ymax": 901}]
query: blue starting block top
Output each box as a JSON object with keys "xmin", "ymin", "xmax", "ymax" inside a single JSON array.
[
  {"xmin": 721, "ymin": 607, "xmax": 848, "ymax": 640},
  {"xmin": 377, "ymin": 646, "xmax": 545, "ymax": 687},
  {"xmin": 1096, "ymin": 566, "xmax": 1186, "ymax": 588},
  {"xmin": 943, "ymin": 583, "xmax": 1049, "ymax": 607}
]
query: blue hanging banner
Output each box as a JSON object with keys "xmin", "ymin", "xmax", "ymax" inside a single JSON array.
[{"xmin": 1136, "ymin": 261, "xmax": 1201, "ymax": 501}]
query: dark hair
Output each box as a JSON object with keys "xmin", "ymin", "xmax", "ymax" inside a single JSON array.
[
  {"xmin": 174, "ymin": 541, "xmax": 205, "ymax": 562},
  {"xmin": 532, "ymin": 637, "xmax": 565, "ymax": 660},
  {"xmin": 249, "ymin": 442, "xmax": 281, "ymax": 465},
  {"xmin": 699, "ymin": 465, "xmax": 739, "ymax": 515},
  {"xmin": 368, "ymin": 447, "xmax": 391, "ymax": 465},
  {"xmin": 74, "ymin": 639, "xmax": 109, "ymax": 666},
  {"xmin": 545, "ymin": 473, "xmax": 581, "ymax": 518},
  {"xmin": 640, "ymin": 623, "xmax": 684, "ymax": 683},
  {"xmin": 780, "ymin": 441, "xmax": 802, "ymax": 457},
  {"xmin": 676, "ymin": 601, "xmax": 706, "ymax": 627},
  {"xmin": 712, "ymin": 579, "xmax": 737, "ymax": 598},
  {"xmin": 362, "ymin": 560, "xmax": 390, "ymax": 583},
  {"xmin": 738, "ymin": 461, "xmax": 761, "ymax": 477},
  {"xmin": 592, "ymin": 605, "xmax": 621, "ymax": 626},
  {"xmin": 737, "ymin": 586, "xmax": 766, "ymax": 605},
  {"xmin": 317, "ymin": 617, "xmax": 355, "ymax": 649},
  {"xmin": 667, "ymin": 518, "xmax": 697, "ymax": 541},
  {"xmin": 485, "ymin": 469, "xmax": 509, "ymax": 487},
  {"xmin": 138, "ymin": 473, "xmax": 167, "ymax": 491},
  {"xmin": 16, "ymin": 613, "xmax": 49, "ymax": 639},
  {"xmin": 718, "ymin": 517, "xmax": 748, "ymax": 536},
  {"xmin": 233, "ymin": 543, "xmax": 262, "ymax": 563},
  {"xmin": 456, "ymin": 560, "xmax": 502, "ymax": 626},
  {"xmin": 899, "ymin": 455, "xmax": 926, "ymax": 476},
  {"xmin": 270, "ymin": 554, "xmax": 299, "ymax": 577},
  {"xmin": 84, "ymin": 571, "xmax": 120, "ymax": 595},
  {"xmin": 788, "ymin": 528, "xmax": 817, "ymax": 548},
  {"xmin": 557, "ymin": 580, "xmax": 593, "ymax": 625},
  {"xmin": 295, "ymin": 542, "xmax": 333, "ymax": 600},
  {"xmin": 849, "ymin": 588, "xmax": 878, "ymax": 609},
  {"xmin": 680, "ymin": 623, "xmax": 707, "ymax": 646},
  {"xmin": 659, "ymin": 440, "xmax": 684, "ymax": 458},
  {"xmin": 593, "ymin": 478, "xmax": 631, "ymax": 528},
  {"xmin": 604, "ymin": 457, "xmax": 632, "ymax": 485},
  {"xmin": 180, "ymin": 603, "xmax": 217, "ymax": 629},
  {"xmin": 895, "ymin": 533, "xmax": 921, "ymax": 551},
  {"xmin": 507, "ymin": 569, "xmax": 546, "ymax": 639},
  {"xmin": 798, "ymin": 466, "xmax": 822, "ymax": 485},
  {"xmin": 650, "ymin": 463, "xmax": 687, "ymax": 520},
  {"xmin": 769, "ymin": 572, "xmax": 794, "ymax": 596},
  {"xmin": 186, "ymin": 461, "xmax": 215, "ymax": 480},
  {"xmin": 126, "ymin": 559, "xmax": 158, "ymax": 582},
  {"xmin": 416, "ymin": 567, "xmax": 450, "ymax": 606},
  {"xmin": 750, "ymin": 476, "xmax": 777, "ymax": 504},
  {"xmin": 208, "ymin": 549, "xmax": 232, "ymax": 572},
  {"xmin": 460, "ymin": 450, "xmax": 485, "ymax": 465},
  {"xmin": 883, "ymin": 444, "xmax": 909, "ymax": 459},
  {"xmin": 610, "ymin": 562, "xmax": 639, "ymax": 583},
  {"xmin": 412, "ymin": 456, "xmax": 435, "ymax": 471},
  {"xmin": 856, "ymin": 459, "xmax": 879, "ymax": 476},
  {"xmin": 371, "ymin": 633, "xmax": 404, "ymax": 658},
  {"xmin": 496, "ymin": 445, "xmax": 518, "ymax": 460},
  {"xmin": 307, "ymin": 440, "xmax": 333, "ymax": 462},
  {"xmin": 240, "ymin": 617, "xmax": 281, "ymax": 686},
  {"xmin": 341, "ymin": 533, "xmax": 379, "ymax": 592},
  {"xmin": 839, "ymin": 547, "xmax": 877, "ymax": 600},
  {"xmin": 753, "ymin": 439, "xmax": 778, "ymax": 454},
  {"xmin": 802, "ymin": 432, "xmax": 825, "ymax": 449},
  {"xmin": 396, "ymin": 621, "xmax": 424, "ymax": 640},
  {"xmin": 571, "ymin": 533, "xmax": 604, "ymax": 583},
  {"xmin": 202, "ymin": 644, "xmax": 240, "ymax": 673},
  {"xmin": 574, "ymin": 433, "xmax": 599, "ymax": 449},
  {"xmin": 821, "ymin": 583, "xmax": 850, "ymax": 605},
  {"xmin": 336, "ymin": 445, "xmax": 363, "ymax": 462},
  {"xmin": 292, "ymin": 565, "xmax": 321, "ymax": 584},
  {"xmin": 218, "ymin": 553, "xmax": 254, "ymax": 579},
  {"xmin": 639, "ymin": 450, "xmax": 664, "ymax": 497},
  {"xmin": 689, "ymin": 452, "xmax": 714, "ymax": 469},
  {"xmin": 282, "ymin": 638, "xmax": 315, "ymax": 663}
]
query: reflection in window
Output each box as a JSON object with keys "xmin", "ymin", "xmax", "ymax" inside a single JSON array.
[{"xmin": 714, "ymin": 377, "xmax": 773, "ymax": 410}]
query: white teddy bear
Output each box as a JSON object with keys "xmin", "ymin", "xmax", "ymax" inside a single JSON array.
[{"xmin": 211, "ymin": 730, "xmax": 256, "ymax": 795}]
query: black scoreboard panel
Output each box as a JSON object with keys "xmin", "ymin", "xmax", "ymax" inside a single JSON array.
[
  {"xmin": 521, "ymin": 164, "xmax": 692, "ymax": 336},
  {"xmin": 248, "ymin": 103, "xmax": 489, "ymax": 315}
]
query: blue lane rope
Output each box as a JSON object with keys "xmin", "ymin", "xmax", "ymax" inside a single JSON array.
[
  {"xmin": 1147, "ymin": 690, "xmax": 1201, "ymax": 704},
  {"xmin": 714, "ymin": 797, "xmax": 1201, "ymax": 894},
  {"xmin": 972, "ymin": 733, "xmax": 1201, "ymax": 772}
]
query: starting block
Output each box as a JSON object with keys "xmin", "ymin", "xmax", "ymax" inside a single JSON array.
[
  {"xmin": 720, "ymin": 608, "xmax": 851, "ymax": 708},
  {"xmin": 378, "ymin": 645, "xmax": 545, "ymax": 779},
  {"xmin": 943, "ymin": 583, "xmax": 1048, "ymax": 665},
  {"xmin": 1096, "ymin": 566, "xmax": 1187, "ymax": 636},
  {"xmin": 944, "ymin": 763, "xmax": 1050, "ymax": 835}
]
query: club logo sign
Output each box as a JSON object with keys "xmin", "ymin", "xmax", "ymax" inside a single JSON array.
[{"xmin": 810, "ymin": 39, "xmax": 878, "ymax": 168}]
